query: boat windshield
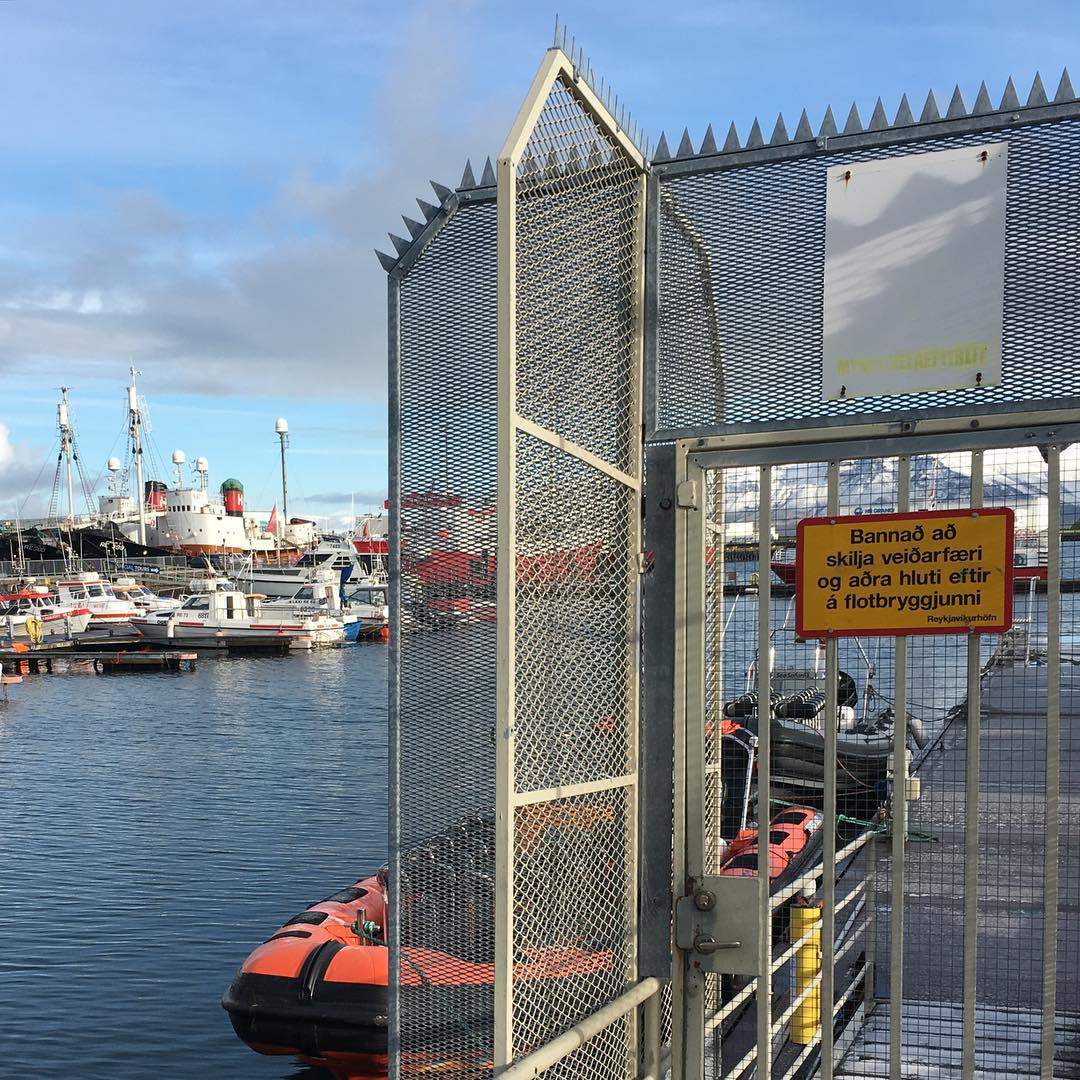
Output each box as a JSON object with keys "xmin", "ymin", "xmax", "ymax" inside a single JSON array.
[{"xmin": 182, "ymin": 595, "xmax": 210, "ymax": 610}]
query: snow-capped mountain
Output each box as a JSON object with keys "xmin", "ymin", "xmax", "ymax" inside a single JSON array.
[{"xmin": 721, "ymin": 451, "xmax": 1080, "ymax": 535}]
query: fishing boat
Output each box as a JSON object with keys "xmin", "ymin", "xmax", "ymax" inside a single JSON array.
[
  {"xmin": 231, "ymin": 535, "xmax": 370, "ymax": 599},
  {"xmin": 0, "ymin": 586, "xmax": 93, "ymax": 640},
  {"xmin": 131, "ymin": 585, "xmax": 345, "ymax": 650},
  {"xmin": 53, "ymin": 572, "xmax": 140, "ymax": 627},
  {"xmin": 108, "ymin": 577, "xmax": 181, "ymax": 614}
]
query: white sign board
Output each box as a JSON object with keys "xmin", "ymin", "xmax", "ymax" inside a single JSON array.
[{"xmin": 822, "ymin": 143, "xmax": 1008, "ymax": 401}]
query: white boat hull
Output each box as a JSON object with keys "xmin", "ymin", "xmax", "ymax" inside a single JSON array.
[{"xmin": 132, "ymin": 617, "xmax": 344, "ymax": 650}]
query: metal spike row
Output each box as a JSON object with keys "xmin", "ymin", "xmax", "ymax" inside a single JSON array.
[
  {"xmin": 946, "ymin": 85, "xmax": 967, "ymax": 118},
  {"xmin": 1028, "ymin": 71, "xmax": 1048, "ymax": 107},
  {"xmin": 818, "ymin": 106, "xmax": 838, "ymax": 139},
  {"xmin": 893, "ymin": 94, "xmax": 915, "ymax": 127},
  {"xmin": 389, "ymin": 233, "xmax": 410, "ymax": 256},
  {"xmin": 868, "ymin": 97, "xmax": 889, "ymax": 130},
  {"xmin": 459, "ymin": 159, "xmax": 477, "ymax": 189},
  {"xmin": 480, "ymin": 157, "xmax": 496, "ymax": 187},
  {"xmin": 723, "ymin": 121, "xmax": 741, "ymax": 151},
  {"xmin": 920, "ymin": 90, "xmax": 941, "ymax": 123},
  {"xmin": 375, "ymin": 249, "xmax": 397, "ymax": 272},
  {"xmin": 653, "ymin": 132, "xmax": 671, "ymax": 161},
  {"xmin": 416, "ymin": 198, "xmax": 439, "ymax": 222},
  {"xmin": 972, "ymin": 81, "xmax": 994, "ymax": 114},
  {"xmin": 1000, "ymin": 77, "xmax": 1021, "ymax": 111},
  {"xmin": 1056, "ymin": 67, "xmax": 1075, "ymax": 102},
  {"xmin": 770, "ymin": 113, "xmax": 789, "ymax": 144},
  {"xmin": 843, "ymin": 102, "xmax": 862, "ymax": 135},
  {"xmin": 553, "ymin": 13, "xmax": 559, "ymax": 47},
  {"xmin": 430, "ymin": 180, "xmax": 452, "ymax": 203},
  {"xmin": 676, "ymin": 128, "xmax": 694, "ymax": 158},
  {"xmin": 699, "ymin": 124, "xmax": 718, "ymax": 155},
  {"xmin": 402, "ymin": 216, "xmax": 425, "ymax": 239},
  {"xmin": 793, "ymin": 110, "xmax": 814, "ymax": 141}
]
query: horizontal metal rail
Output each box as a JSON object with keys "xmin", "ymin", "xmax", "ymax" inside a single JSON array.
[
  {"xmin": 771, "ymin": 918, "xmax": 824, "ymax": 975},
  {"xmin": 770, "ymin": 831, "xmax": 874, "ymax": 910},
  {"xmin": 498, "ymin": 977, "xmax": 661, "ymax": 1080},
  {"xmin": 706, "ymin": 977, "xmax": 757, "ymax": 1033},
  {"xmin": 778, "ymin": 1035, "xmax": 820, "ymax": 1080}
]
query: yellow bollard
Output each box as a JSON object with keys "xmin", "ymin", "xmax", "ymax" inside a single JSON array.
[{"xmin": 791, "ymin": 901, "xmax": 822, "ymax": 1045}]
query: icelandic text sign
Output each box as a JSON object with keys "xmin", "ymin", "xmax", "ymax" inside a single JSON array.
[
  {"xmin": 796, "ymin": 508, "xmax": 1014, "ymax": 637},
  {"xmin": 822, "ymin": 143, "xmax": 1008, "ymax": 401}
]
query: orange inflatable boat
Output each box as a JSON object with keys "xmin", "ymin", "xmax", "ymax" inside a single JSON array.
[{"xmin": 223, "ymin": 811, "xmax": 615, "ymax": 1079}]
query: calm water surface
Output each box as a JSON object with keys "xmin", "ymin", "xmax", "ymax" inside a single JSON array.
[{"xmin": 0, "ymin": 646, "xmax": 387, "ymax": 1080}]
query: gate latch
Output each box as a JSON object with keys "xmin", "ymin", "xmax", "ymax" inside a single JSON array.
[{"xmin": 674, "ymin": 876, "xmax": 761, "ymax": 974}]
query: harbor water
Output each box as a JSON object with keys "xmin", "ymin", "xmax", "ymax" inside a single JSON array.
[
  {"xmin": 1, "ymin": 590, "xmax": 1067, "ymax": 1078},
  {"xmin": 0, "ymin": 647, "xmax": 387, "ymax": 1080}
]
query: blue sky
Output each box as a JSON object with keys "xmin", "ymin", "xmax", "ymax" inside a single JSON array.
[{"xmin": 0, "ymin": 0, "xmax": 1077, "ymax": 525}]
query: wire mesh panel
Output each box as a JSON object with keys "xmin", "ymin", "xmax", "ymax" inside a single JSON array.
[
  {"xmin": 497, "ymin": 49, "xmax": 647, "ymax": 1078},
  {"xmin": 684, "ymin": 434, "xmax": 1079, "ymax": 1080},
  {"xmin": 653, "ymin": 118, "xmax": 1080, "ymax": 435},
  {"xmin": 393, "ymin": 195, "xmax": 499, "ymax": 1077}
]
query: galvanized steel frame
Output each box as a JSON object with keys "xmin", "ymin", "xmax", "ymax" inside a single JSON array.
[
  {"xmin": 664, "ymin": 411, "xmax": 1070, "ymax": 1080},
  {"xmin": 495, "ymin": 44, "xmax": 648, "ymax": 1075}
]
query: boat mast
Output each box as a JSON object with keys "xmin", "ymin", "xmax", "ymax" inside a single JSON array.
[
  {"xmin": 275, "ymin": 416, "xmax": 289, "ymax": 543},
  {"xmin": 128, "ymin": 367, "xmax": 147, "ymax": 546},
  {"xmin": 58, "ymin": 387, "xmax": 75, "ymax": 526}
]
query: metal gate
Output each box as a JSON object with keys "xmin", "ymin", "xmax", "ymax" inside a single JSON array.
[
  {"xmin": 494, "ymin": 46, "xmax": 649, "ymax": 1079},
  {"xmin": 651, "ymin": 423, "xmax": 1080, "ymax": 1079}
]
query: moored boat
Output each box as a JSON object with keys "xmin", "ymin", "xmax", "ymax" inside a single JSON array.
[
  {"xmin": 54, "ymin": 572, "xmax": 140, "ymax": 628},
  {"xmin": 132, "ymin": 585, "xmax": 344, "ymax": 650},
  {"xmin": 0, "ymin": 585, "xmax": 93, "ymax": 639}
]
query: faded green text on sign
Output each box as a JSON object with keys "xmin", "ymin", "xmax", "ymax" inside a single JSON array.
[{"xmin": 796, "ymin": 508, "xmax": 1014, "ymax": 637}]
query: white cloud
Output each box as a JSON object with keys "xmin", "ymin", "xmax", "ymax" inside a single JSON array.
[{"xmin": 0, "ymin": 1, "xmax": 512, "ymax": 402}]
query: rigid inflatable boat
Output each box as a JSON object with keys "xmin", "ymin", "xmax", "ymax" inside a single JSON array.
[
  {"xmin": 224, "ymin": 811, "xmax": 615, "ymax": 1079},
  {"xmin": 222, "ymin": 871, "xmax": 391, "ymax": 1079}
]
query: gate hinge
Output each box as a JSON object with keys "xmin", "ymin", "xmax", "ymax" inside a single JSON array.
[{"xmin": 676, "ymin": 479, "xmax": 699, "ymax": 511}]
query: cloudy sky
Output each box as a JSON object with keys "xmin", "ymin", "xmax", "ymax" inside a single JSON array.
[{"xmin": 0, "ymin": 0, "xmax": 1076, "ymax": 524}]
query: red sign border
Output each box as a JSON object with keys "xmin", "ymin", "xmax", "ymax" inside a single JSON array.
[{"xmin": 795, "ymin": 506, "xmax": 1015, "ymax": 639}]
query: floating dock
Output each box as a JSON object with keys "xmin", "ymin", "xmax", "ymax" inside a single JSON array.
[{"xmin": 0, "ymin": 643, "xmax": 195, "ymax": 674}]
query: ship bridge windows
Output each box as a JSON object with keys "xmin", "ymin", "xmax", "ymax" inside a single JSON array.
[
  {"xmin": 181, "ymin": 595, "xmax": 210, "ymax": 610},
  {"xmin": 86, "ymin": 585, "xmax": 105, "ymax": 598}
]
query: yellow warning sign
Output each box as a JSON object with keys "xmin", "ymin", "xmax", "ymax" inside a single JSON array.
[{"xmin": 796, "ymin": 508, "xmax": 1014, "ymax": 638}]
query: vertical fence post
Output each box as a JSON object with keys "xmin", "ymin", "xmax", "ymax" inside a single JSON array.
[
  {"xmin": 1041, "ymin": 444, "xmax": 1061, "ymax": 1080},
  {"xmin": 678, "ymin": 454, "xmax": 707, "ymax": 1080},
  {"xmin": 387, "ymin": 270, "xmax": 402, "ymax": 1080},
  {"xmin": 962, "ymin": 449, "xmax": 984, "ymax": 1079},
  {"xmin": 821, "ymin": 460, "xmax": 840, "ymax": 1078},
  {"xmin": 889, "ymin": 454, "xmax": 910, "ymax": 1080},
  {"xmin": 757, "ymin": 464, "xmax": 773, "ymax": 1080},
  {"xmin": 494, "ymin": 118, "xmax": 520, "ymax": 1079}
]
